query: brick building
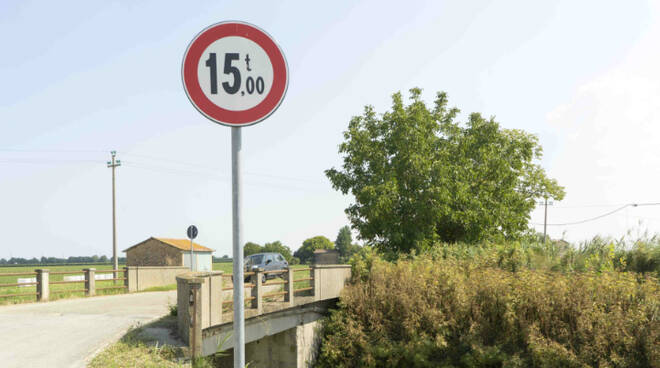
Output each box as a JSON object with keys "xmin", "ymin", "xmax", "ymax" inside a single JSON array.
[{"xmin": 123, "ymin": 237, "xmax": 214, "ymax": 271}]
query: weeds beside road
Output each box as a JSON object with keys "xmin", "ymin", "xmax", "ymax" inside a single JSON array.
[
  {"xmin": 316, "ymin": 243, "xmax": 660, "ymax": 368},
  {"xmin": 88, "ymin": 316, "xmax": 187, "ymax": 368}
]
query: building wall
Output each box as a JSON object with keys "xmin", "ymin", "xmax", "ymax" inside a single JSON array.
[
  {"xmin": 126, "ymin": 238, "xmax": 183, "ymax": 266},
  {"xmin": 126, "ymin": 266, "xmax": 190, "ymax": 292},
  {"xmin": 313, "ymin": 250, "xmax": 339, "ymax": 265},
  {"xmin": 182, "ymin": 252, "xmax": 212, "ymax": 272}
]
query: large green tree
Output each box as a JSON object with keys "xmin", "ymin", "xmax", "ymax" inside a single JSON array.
[
  {"xmin": 294, "ymin": 236, "xmax": 335, "ymax": 264},
  {"xmin": 325, "ymin": 89, "xmax": 564, "ymax": 254}
]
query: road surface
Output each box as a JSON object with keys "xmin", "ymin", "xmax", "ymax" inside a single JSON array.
[{"xmin": 0, "ymin": 291, "xmax": 177, "ymax": 368}]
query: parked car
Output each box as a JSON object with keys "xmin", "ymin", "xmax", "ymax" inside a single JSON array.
[{"xmin": 242, "ymin": 252, "xmax": 288, "ymax": 283}]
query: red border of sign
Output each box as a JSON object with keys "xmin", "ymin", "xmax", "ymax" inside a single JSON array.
[{"xmin": 182, "ymin": 21, "xmax": 288, "ymax": 127}]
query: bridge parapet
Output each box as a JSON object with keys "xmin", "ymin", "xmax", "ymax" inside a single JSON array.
[{"xmin": 176, "ymin": 264, "xmax": 351, "ymax": 361}]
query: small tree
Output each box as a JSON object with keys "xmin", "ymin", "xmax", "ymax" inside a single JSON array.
[
  {"xmin": 243, "ymin": 242, "xmax": 263, "ymax": 257},
  {"xmin": 294, "ymin": 236, "xmax": 335, "ymax": 264},
  {"xmin": 335, "ymin": 226, "xmax": 360, "ymax": 261},
  {"xmin": 263, "ymin": 241, "xmax": 293, "ymax": 262}
]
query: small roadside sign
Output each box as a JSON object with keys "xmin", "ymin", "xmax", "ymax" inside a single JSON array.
[{"xmin": 187, "ymin": 225, "xmax": 198, "ymax": 240}]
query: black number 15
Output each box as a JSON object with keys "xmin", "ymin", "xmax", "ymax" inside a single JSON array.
[{"xmin": 205, "ymin": 53, "xmax": 240, "ymax": 95}]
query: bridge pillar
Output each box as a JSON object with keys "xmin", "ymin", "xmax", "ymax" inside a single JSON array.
[
  {"xmin": 35, "ymin": 269, "xmax": 49, "ymax": 302},
  {"xmin": 250, "ymin": 268, "xmax": 264, "ymax": 314},
  {"xmin": 84, "ymin": 268, "xmax": 95, "ymax": 296},
  {"xmin": 285, "ymin": 268, "xmax": 294, "ymax": 306},
  {"xmin": 176, "ymin": 271, "xmax": 224, "ymax": 356},
  {"xmin": 176, "ymin": 274, "xmax": 203, "ymax": 357}
]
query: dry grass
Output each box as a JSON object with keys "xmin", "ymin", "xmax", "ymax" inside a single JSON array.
[
  {"xmin": 317, "ymin": 252, "xmax": 660, "ymax": 368},
  {"xmin": 88, "ymin": 316, "xmax": 189, "ymax": 368}
]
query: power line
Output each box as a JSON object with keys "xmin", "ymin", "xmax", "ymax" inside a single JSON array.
[
  {"xmin": 531, "ymin": 202, "xmax": 660, "ymax": 226},
  {"xmin": 122, "ymin": 161, "xmax": 325, "ymax": 192},
  {"xmin": 122, "ymin": 152, "xmax": 322, "ymax": 184},
  {"xmin": 0, "ymin": 159, "xmax": 100, "ymax": 164},
  {"xmin": 0, "ymin": 149, "xmax": 108, "ymax": 153},
  {"xmin": 546, "ymin": 203, "xmax": 628, "ymax": 209},
  {"xmin": 0, "ymin": 150, "xmax": 325, "ymax": 184}
]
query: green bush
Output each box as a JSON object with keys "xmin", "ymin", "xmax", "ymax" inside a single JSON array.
[
  {"xmin": 316, "ymin": 254, "xmax": 659, "ymax": 368},
  {"xmin": 416, "ymin": 237, "xmax": 660, "ymax": 277}
]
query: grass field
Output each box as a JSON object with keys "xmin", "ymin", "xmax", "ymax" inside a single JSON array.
[{"xmin": 0, "ymin": 263, "xmax": 314, "ymax": 306}]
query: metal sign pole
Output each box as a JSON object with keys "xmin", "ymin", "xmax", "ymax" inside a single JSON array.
[
  {"xmin": 190, "ymin": 238, "xmax": 194, "ymax": 271},
  {"xmin": 231, "ymin": 127, "xmax": 245, "ymax": 368},
  {"xmin": 182, "ymin": 22, "xmax": 286, "ymax": 367}
]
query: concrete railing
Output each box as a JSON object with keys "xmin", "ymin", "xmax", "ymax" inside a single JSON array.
[{"xmin": 176, "ymin": 264, "xmax": 351, "ymax": 358}]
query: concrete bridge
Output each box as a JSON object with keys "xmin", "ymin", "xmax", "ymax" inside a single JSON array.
[{"xmin": 176, "ymin": 264, "xmax": 351, "ymax": 367}]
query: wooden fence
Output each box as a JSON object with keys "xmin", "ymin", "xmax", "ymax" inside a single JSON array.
[{"xmin": 0, "ymin": 268, "xmax": 128, "ymax": 303}]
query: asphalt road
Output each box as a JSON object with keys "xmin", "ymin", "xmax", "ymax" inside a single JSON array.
[{"xmin": 0, "ymin": 291, "xmax": 177, "ymax": 368}]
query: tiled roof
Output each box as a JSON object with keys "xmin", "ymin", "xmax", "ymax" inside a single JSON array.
[
  {"xmin": 156, "ymin": 238, "xmax": 214, "ymax": 252},
  {"xmin": 122, "ymin": 237, "xmax": 214, "ymax": 252}
]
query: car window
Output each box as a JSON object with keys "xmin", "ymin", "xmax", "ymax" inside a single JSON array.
[
  {"xmin": 251, "ymin": 255, "xmax": 264, "ymax": 264},
  {"xmin": 277, "ymin": 255, "xmax": 284, "ymax": 262}
]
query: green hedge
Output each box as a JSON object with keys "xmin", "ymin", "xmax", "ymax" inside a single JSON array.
[{"xmin": 316, "ymin": 251, "xmax": 659, "ymax": 367}]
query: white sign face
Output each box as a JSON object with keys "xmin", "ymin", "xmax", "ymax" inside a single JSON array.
[{"xmin": 197, "ymin": 37, "xmax": 274, "ymax": 111}]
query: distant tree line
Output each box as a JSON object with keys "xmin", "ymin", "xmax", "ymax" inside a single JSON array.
[
  {"xmin": 0, "ymin": 255, "xmax": 126, "ymax": 266},
  {"xmin": 212, "ymin": 255, "xmax": 232, "ymax": 263},
  {"xmin": 242, "ymin": 226, "xmax": 361, "ymax": 265},
  {"xmin": 244, "ymin": 240, "xmax": 298, "ymax": 264}
]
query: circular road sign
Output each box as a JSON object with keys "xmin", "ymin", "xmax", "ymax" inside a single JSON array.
[
  {"xmin": 182, "ymin": 21, "xmax": 288, "ymax": 127},
  {"xmin": 186, "ymin": 225, "xmax": 198, "ymax": 240}
]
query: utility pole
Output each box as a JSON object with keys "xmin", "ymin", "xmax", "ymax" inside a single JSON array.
[
  {"xmin": 543, "ymin": 197, "xmax": 548, "ymax": 244},
  {"xmin": 107, "ymin": 151, "xmax": 121, "ymax": 282},
  {"xmin": 538, "ymin": 197, "xmax": 553, "ymax": 245}
]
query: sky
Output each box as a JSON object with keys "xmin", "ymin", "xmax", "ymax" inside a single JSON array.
[{"xmin": 1, "ymin": 0, "xmax": 659, "ymax": 258}]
